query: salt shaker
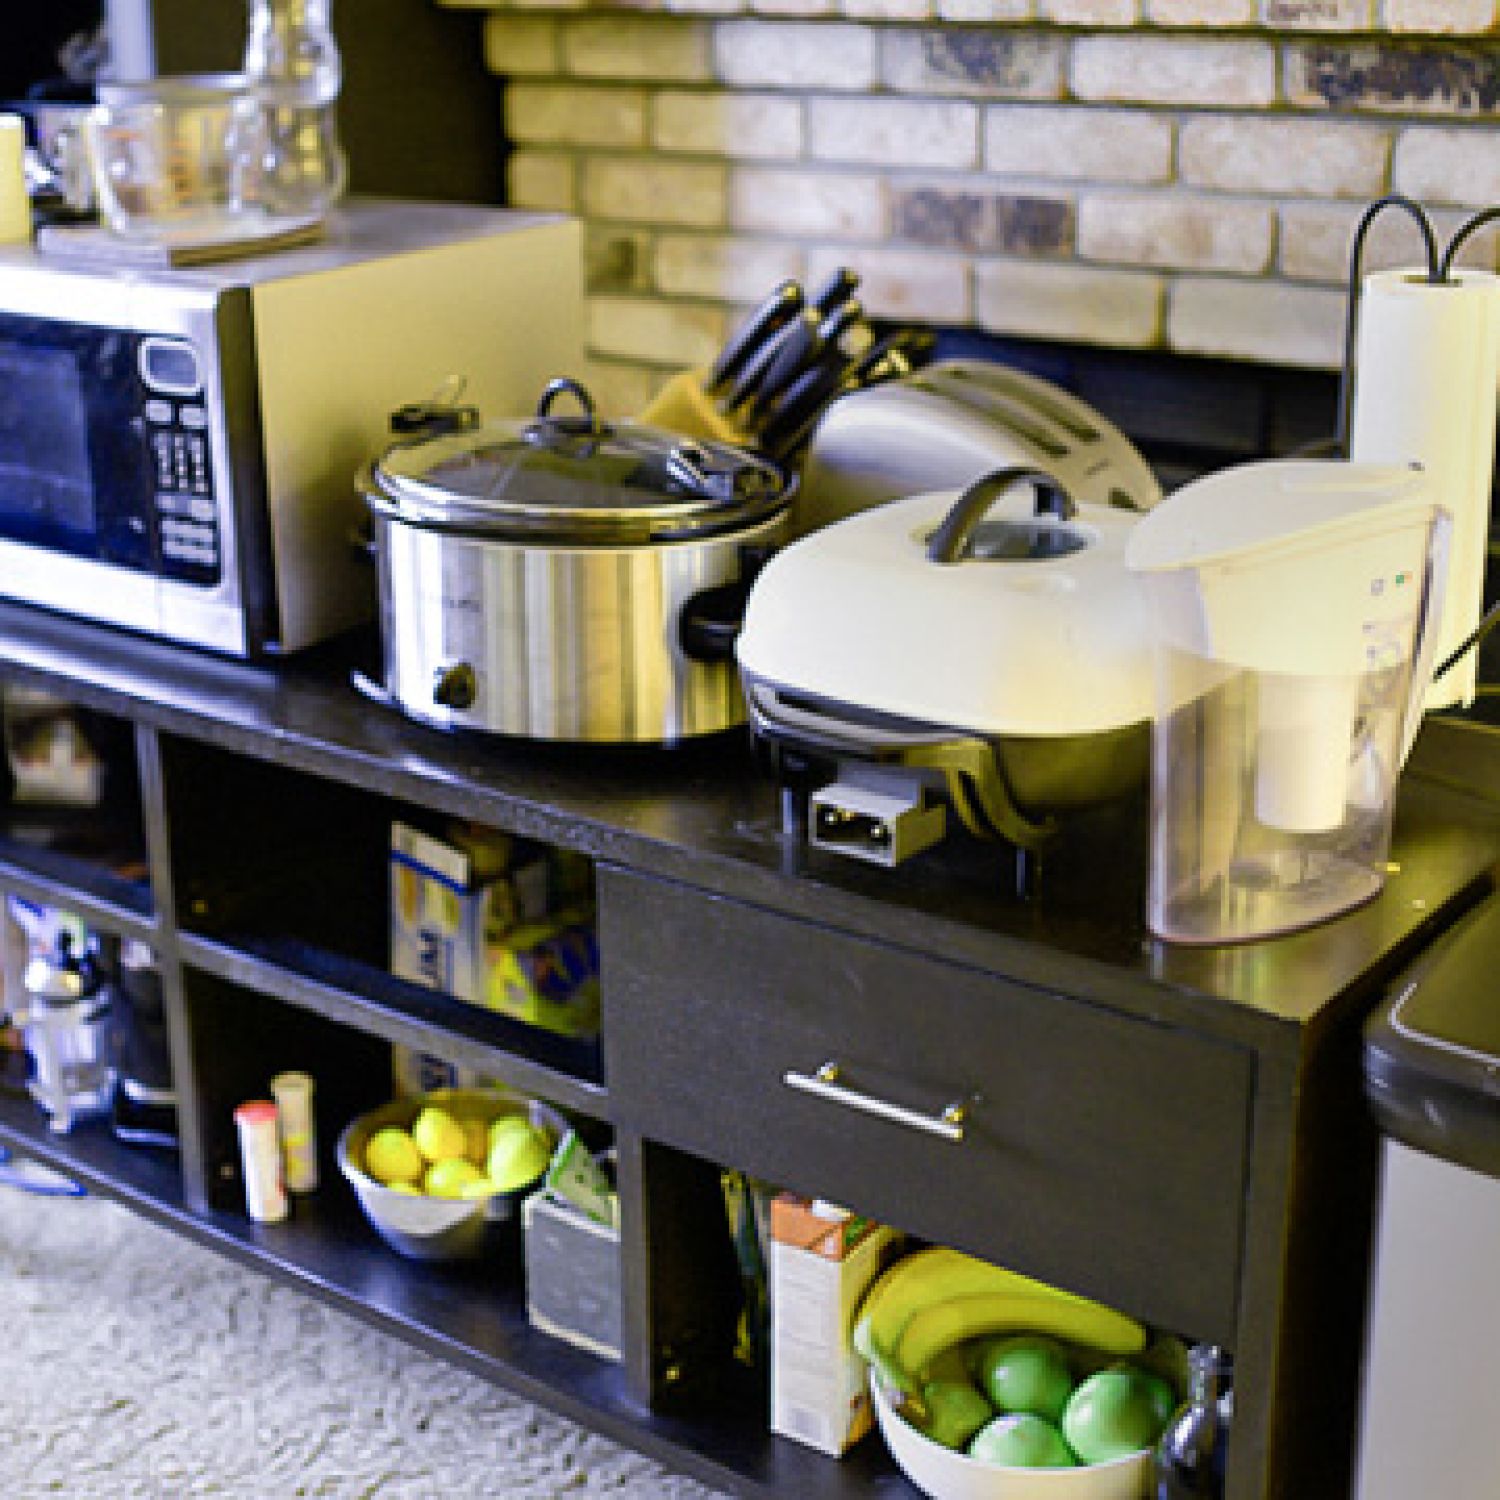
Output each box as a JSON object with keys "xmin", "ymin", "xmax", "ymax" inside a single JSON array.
[
  {"xmin": 234, "ymin": 1098, "xmax": 288, "ymax": 1223},
  {"xmin": 270, "ymin": 1070, "xmax": 318, "ymax": 1193}
]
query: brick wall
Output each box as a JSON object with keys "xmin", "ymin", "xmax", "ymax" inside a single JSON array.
[{"xmin": 439, "ymin": 0, "xmax": 1498, "ymax": 412}]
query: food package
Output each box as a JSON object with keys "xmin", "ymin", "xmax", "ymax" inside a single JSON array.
[{"xmin": 769, "ymin": 1194, "xmax": 899, "ymax": 1457}]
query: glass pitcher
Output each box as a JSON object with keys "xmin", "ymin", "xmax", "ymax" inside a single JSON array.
[{"xmin": 242, "ymin": 0, "xmax": 348, "ymax": 218}]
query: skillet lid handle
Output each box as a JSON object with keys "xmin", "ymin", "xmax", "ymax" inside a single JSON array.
[{"xmin": 926, "ymin": 466, "xmax": 1077, "ymax": 565}]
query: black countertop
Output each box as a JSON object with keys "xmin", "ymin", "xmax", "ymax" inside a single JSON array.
[{"xmin": 2, "ymin": 598, "xmax": 1498, "ymax": 1056}]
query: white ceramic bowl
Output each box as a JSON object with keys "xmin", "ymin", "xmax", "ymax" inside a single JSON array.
[
  {"xmin": 338, "ymin": 1088, "xmax": 563, "ymax": 1262},
  {"xmin": 871, "ymin": 1374, "xmax": 1152, "ymax": 1500}
]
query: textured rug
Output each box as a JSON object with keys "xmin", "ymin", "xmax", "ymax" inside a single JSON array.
[{"xmin": 0, "ymin": 1178, "xmax": 728, "ymax": 1499}]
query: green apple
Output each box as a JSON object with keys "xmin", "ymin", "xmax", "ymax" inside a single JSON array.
[
  {"xmin": 968, "ymin": 1412, "xmax": 1075, "ymax": 1468},
  {"xmin": 1061, "ymin": 1367, "xmax": 1165, "ymax": 1465},
  {"xmin": 916, "ymin": 1378, "xmax": 993, "ymax": 1451},
  {"xmin": 975, "ymin": 1335, "xmax": 1074, "ymax": 1424},
  {"xmin": 1113, "ymin": 1361, "xmax": 1176, "ymax": 1431}
]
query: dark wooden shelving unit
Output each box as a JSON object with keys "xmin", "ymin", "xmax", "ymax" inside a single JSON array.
[{"xmin": 2, "ymin": 597, "xmax": 1500, "ymax": 1499}]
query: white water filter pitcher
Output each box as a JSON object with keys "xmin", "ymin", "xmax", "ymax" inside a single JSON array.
[{"xmin": 1125, "ymin": 460, "xmax": 1450, "ymax": 945}]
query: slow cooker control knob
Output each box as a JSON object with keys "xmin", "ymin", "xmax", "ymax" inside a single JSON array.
[{"xmin": 432, "ymin": 662, "xmax": 477, "ymax": 710}]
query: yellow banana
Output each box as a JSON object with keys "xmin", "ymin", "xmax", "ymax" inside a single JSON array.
[
  {"xmin": 853, "ymin": 1245, "xmax": 1098, "ymax": 1374},
  {"xmin": 889, "ymin": 1292, "xmax": 1147, "ymax": 1398}
]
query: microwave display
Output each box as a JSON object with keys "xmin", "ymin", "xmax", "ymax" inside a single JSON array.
[{"xmin": 0, "ymin": 314, "xmax": 219, "ymax": 583}]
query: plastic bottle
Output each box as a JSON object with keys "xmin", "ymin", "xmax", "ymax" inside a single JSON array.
[
  {"xmin": 241, "ymin": 0, "xmax": 348, "ymax": 218},
  {"xmin": 1154, "ymin": 1344, "xmax": 1233, "ymax": 1498}
]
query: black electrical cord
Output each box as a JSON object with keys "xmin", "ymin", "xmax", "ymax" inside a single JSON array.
[
  {"xmin": 1335, "ymin": 195, "xmax": 1441, "ymax": 459},
  {"xmin": 1440, "ymin": 206, "xmax": 1500, "ymax": 282},
  {"xmin": 1434, "ymin": 599, "xmax": 1500, "ymax": 684}
]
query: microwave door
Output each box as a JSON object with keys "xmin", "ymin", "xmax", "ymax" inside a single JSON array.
[{"xmin": 0, "ymin": 303, "xmax": 258, "ymax": 655}]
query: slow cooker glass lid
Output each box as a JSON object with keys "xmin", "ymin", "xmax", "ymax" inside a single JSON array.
[{"xmin": 373, "ymin": 380, "xmax": 789, "ymax": 543}]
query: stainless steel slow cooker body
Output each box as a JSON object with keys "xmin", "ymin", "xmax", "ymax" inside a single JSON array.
[{"xmin": 363, "ymin": 381, "xmax": 793, "ymax": 745}]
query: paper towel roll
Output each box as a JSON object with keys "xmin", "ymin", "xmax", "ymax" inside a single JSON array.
[
  {"xmin": 1350, "ymin": 267, "xmax": 1500, "ymax": 710},
  {"xmin": 0, "ymin": 115, "xmax": 30, "ymax": 246}
]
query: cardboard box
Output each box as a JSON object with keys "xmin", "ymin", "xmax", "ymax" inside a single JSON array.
[
  {"xmin": 389, "ymin": 822, "xmax": 601, "ymax": 1093},
  {"xmin": 390, "ymin": 820, "xmax": 550, "ymax": 1001},
  {"xmin": 484, "ymin": 915, "xmax": 600, "ymax": 1037},
  {"xmin": 769, "ymin": 1195, "xmax": 898, "ymax": 1457},
  {"xmin": 523, "ymin": 1189, "xmax": 622, "ymax": 1363},
  {"xmin": 389, "ymin": 820, "xmax": 550, "ymax": 1094}
]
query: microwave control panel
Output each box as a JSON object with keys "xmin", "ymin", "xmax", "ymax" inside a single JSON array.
[{"xmin": 139, "ymin": 337, "xmax": 220, "ymax": 586}]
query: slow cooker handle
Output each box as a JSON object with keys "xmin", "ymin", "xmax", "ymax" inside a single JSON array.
[
  {"xmin": 926, "ymin": 466, "xmax": 1076, "ymax": 565},
  {"xmin": 679, "ymin": 544, "xmax": 779, "ymax": 662}
]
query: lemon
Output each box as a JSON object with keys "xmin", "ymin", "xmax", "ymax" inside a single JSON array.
[
  {"xmin": 460, "ymin": 1176, "xmax": 499, "ymax": 1200},
  {"xmin": 412, "ymin": 1105, "xmax": 468, "ymax": 1163},
  {"xmin": 424, "ymin": 1156, "xmax": 486, "ymax": 1198},
  {"xmin": 486, "ymin": 1121, "xmax": 553, "ymax": 1192},
  {"xmin": 460, "ymin": 1117, "xmax": 490, "ymax": 1166},
  {"xmin": 487, "ymin": 1114, "xmax": 534, "ymax": 1149},
  {"xmin": 364, "ymin": 1126, "xmax": 424, "ymax": 1186}
]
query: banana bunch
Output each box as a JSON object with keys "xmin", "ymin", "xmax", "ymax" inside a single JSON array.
[{"xmin": 852, "ymin": 1246, "xmax": 1146, "ymax": 1404}]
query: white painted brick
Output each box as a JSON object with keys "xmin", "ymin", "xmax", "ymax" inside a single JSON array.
[
  {"xmin": 1071, "ymin": 37, "xmax": 1277, "ymax": 107},
  {"xmin": 883, "ymin": 29, "xmax": 1065, "ymax": 98},
  {"xmin": 974, "ymin": 260, "xmax": 1163, "ymax": 346},
  {"xmin": 583, "ymin": 158, "xmax": 728, "ymax": 227},
  {"xmin": 587, "ymin": 294, "xmax": 728, "ymax": 367},
  {"xmin": 1168, "ymin": 278, "xmax": 1348, "ymax": 367},
  {"xmin": 731, "ymin": 167, "xmax": 887, "ymax": 237},
  {"xmin": 936, "ymin": 0, "xmax": 1033, "ymax": 16},
  {"xmin": 483, "ymin": 15, "xmax": 560, "ymax": 76},
  {"xmin": 1394, "ymin": 125, "xmax": 1500, "ymax": 207},
  {"xmin": 1384, "ymin": 0, "xmax": 1498, "ymax": 33},
  {"xmin": 1180, "ymin": 116, "xmax": 1390, "ymax": 197},
  {"xmin": 654, "ymin": 234, "xmax": 807, "ymax": 298},
  {"xmin": 579, "ymin": 359, "xmax": 660, "ymax": 421},
  {"xmin": 714, "ymin": 22, "xmax": 877, "ymax": 91},
  {"xmin": 653, "ymin": 91, "xmax": 803, "ymax": 158},
  {"xmin": 1041, "ymin": 0, "xmax": 1139, "ymax": 21},
  {"xmin": 507, "ymin": 85, "xmax": 648, "ymax": 147},
  {"xmin": 808, "ymin": 97, "xmax": 978, "ymax": 169},
  {"xmin": 1148, "ymin": 0, "xmax": 1255, "ymax": 22},
  {"xmin": 985, "ymin": 105, "xmax": 1173, "ymax": 183},
  {"xmin": 1080, "ymin": 194, "xmax": 1273, "ymax": 273},
  {"xmin": 562, "ymin": 17, "xmax": 712, "ymax": 81},
  {"xmin": 508, "ymin": 151, "xmax": 575, "ymax": 214},
  {"xmin": 1261, "ymin": 0, "xmax": 1372, "ymax": 26},
  {"xmin": 806, "ymin": 244, "xmax": 971, "ymax": 320},
  {"xmin": 1279, "ymin": 202, "xmax": 1498, "ymax": 282}
]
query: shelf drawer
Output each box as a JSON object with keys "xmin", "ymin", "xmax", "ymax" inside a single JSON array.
[{"xmin": 602, "ymin": 869, "xmax": 1251, "ymax": 1346}]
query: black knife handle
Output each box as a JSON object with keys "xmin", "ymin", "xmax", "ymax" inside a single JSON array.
[
  {"xmin": 709, "ymin": 280, "xmax": 804, "ymax": 393},
  {"xmin": 807, "ymin": 265, "xmax": 860, "ymax": 317}
]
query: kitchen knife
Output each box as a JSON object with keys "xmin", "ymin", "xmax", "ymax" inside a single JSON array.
[
  {"xmin": 807, "ymin": 265, "xmax": 860, "ymax": 318},
  {"xmin": 707, "ymin": 279, "xmax": 804, "ymax": 398},
  {"xmin": 759, "ymin": 354, "xmax": 851, "ymax": 459},
  {"xmin": 744, "ymin": 308, "xmax": 825, "ymax": 422}
]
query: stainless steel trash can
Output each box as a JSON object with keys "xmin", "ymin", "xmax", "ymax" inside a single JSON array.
[{"xmin": 1357, "ymin": 897, "xmax": 1500, "ymax": 1500}]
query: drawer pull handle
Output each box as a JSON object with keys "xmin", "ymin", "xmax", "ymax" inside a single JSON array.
[{"xmin": 783, "ymin": 1061, "xmax": 970, "ymax": 1142}]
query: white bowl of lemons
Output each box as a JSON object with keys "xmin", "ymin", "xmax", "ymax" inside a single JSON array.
[{"xmin": 338, "ymin": 1088, "xmax": 563, "ymax": 1261}]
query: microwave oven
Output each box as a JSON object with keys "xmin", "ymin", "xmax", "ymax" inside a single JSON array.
[{"xmin": 0, "ymin": 199, "xmax": 583, "ymax": 655}]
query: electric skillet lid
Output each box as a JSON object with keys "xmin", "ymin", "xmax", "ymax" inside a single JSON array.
[{"xmin": 368, "ymin": 377, "xmax": 792, "ymax": 546}]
